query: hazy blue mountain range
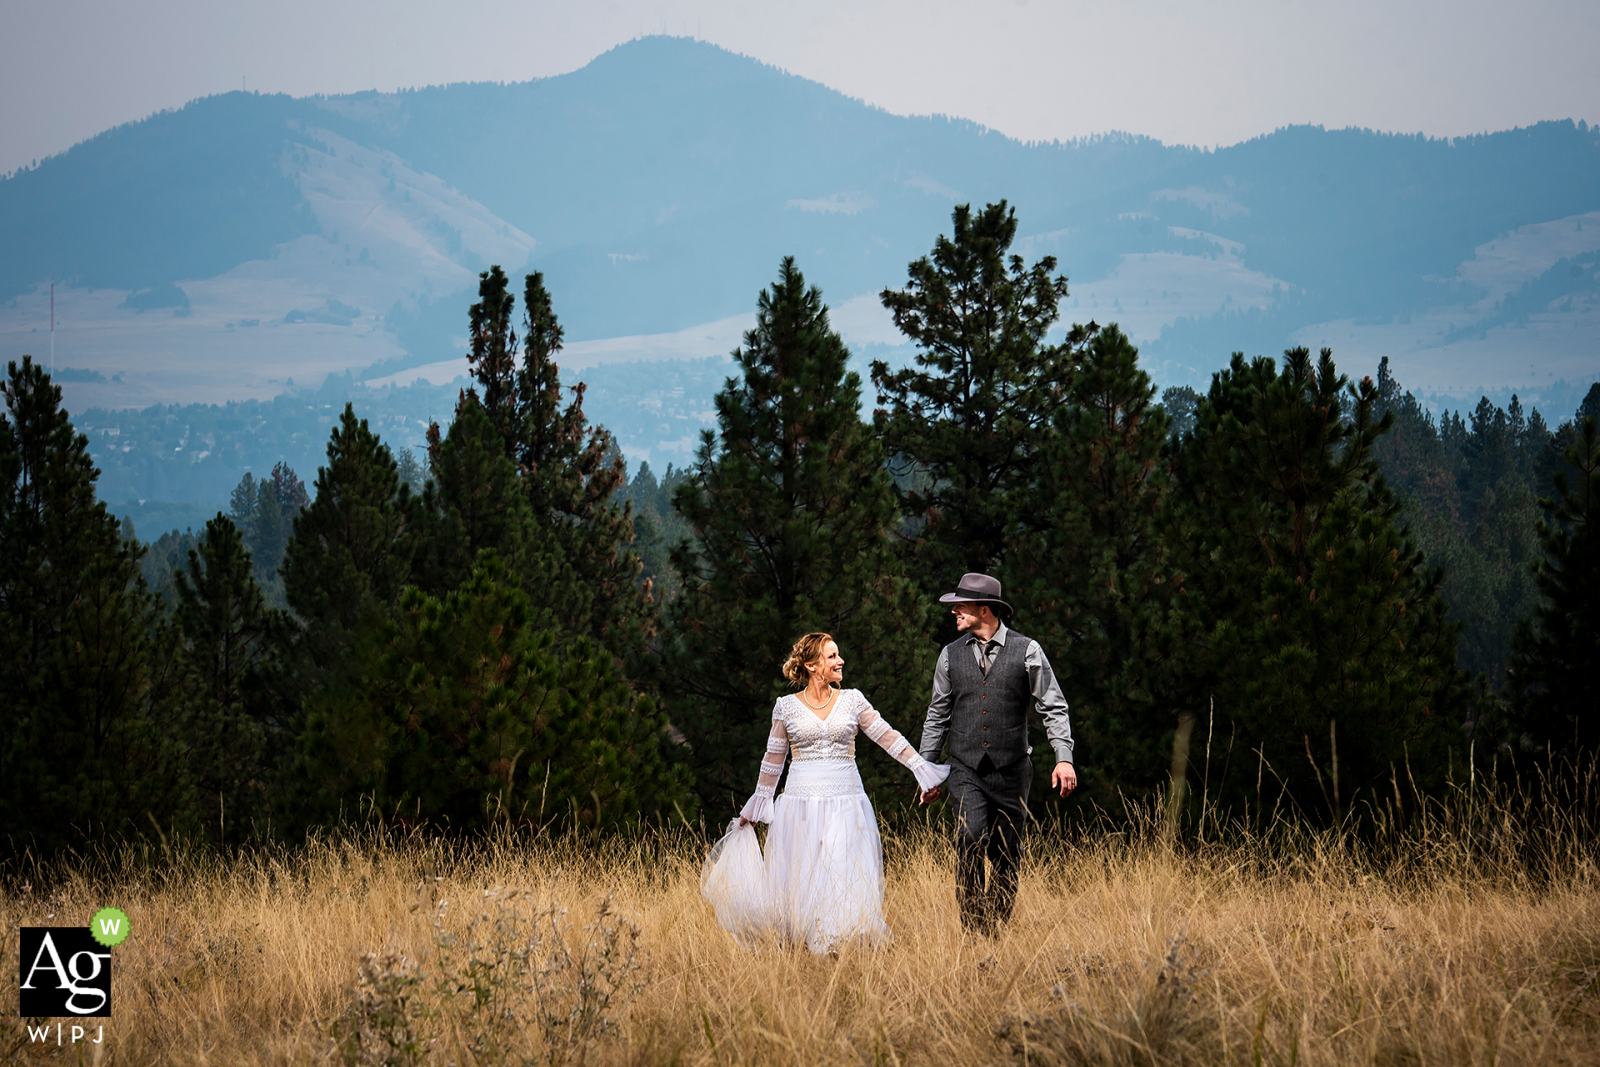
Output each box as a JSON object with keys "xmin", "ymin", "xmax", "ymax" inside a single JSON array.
[{"xmin": 1, "ymin": 35, "xmax": 1596, "ymax": 511}]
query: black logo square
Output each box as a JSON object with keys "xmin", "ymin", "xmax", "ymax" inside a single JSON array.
[{"xmin": 18, "ymin": 928, "xmax": 111, "ymax": 1017}]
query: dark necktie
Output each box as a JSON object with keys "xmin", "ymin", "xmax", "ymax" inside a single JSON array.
[{"xmin": 978, "ymin": 639, "xmax": 993, "ymax": 676}]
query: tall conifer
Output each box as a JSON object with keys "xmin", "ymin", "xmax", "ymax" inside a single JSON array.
[
  {"xmin": 663, "ymin": 258, "xmax": 932, "ymax": 815},
  {"xmin": 0, "ymin": 358, "xmax": 192, "ymax": 849},
  {"xmin": 1007, "ymin": 325, "xmax": 1179, "ymax": 803},
  {"xmin": 297, "ymin": 555, "xmax": 693, "ymax": 831},
  {"xmin": 1163, "ymin": 349, "xmax": 1471, "ymax": 821},
  {"xmin": 446, "ymin": 268, "xmax": 649, "ymax": 654},
  {"xmin": 873, "ymin": 201, "xmax": 1086, "ymax": 579},
  {"xmin": 1509, "ymin": 416, "xmax": 1599, "ymax": 754},
  {"xmin": 174, "ymin": 514, "xmax": 280, "ymax": 838},
  {"xmin": 416, "ymin": 393, "xmax": 572, "ymax": 627}
]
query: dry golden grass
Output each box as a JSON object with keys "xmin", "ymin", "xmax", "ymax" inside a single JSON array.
[{"xmin": 4, "ymin": 785, "xmax": 1598, "ymax": 1067}]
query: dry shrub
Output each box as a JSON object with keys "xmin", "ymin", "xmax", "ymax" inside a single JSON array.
[{"xmin": 0, "ymin": 766, "xmax": 1596, "ymax": 1066}]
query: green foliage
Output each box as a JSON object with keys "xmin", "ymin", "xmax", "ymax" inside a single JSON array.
[
  {"xmin": 283, "ymin": 404, "xmax": 416, "ymax": 639},
  {"xmin": 1509, "ymin": 416, "xmax": 1599, "ymax": 755},
  {"xmin": 444, "ymin": 267, "xmax": 651, "ymax": 658},
  {"xmin": 873, "ymin": 201, "xmax": 1082, "ymax": 579},
  {"xmin": 468, "ymin": 265, "xmax": 521, "ymax": 444},
  {"xmin": 620, "ymin": 460, "xmax": 692, "ymax": 601},
  {"xmin": 1159, "ymin": 385, "xmax": 1201, "ymax": 440},
  {"xmin": 664, "ymin": 257, "xmax": 933, "ymax": 815},
  {"xmin": 140, "ymin": 525, "xmax": 200, "ymax": 603},
  {"xmin": 414, "ymin": 393, "xmax": 561, "ymax": 615},
  {"xmin": 228, "ymin": 461, "xmax": 309, "ymax": 607},
  {"xmin": 15, "ymin": 197, "xmax": 1594, "ymax": 851},
  {"xmin": 1007, "ymin": 325, "xmax": 1179, "ymax": 804},
  {"xmin": 298, "ymin": 555, "xmax": 693, "ymax": 831},
  {"xmin": 173, "ymin": 514, "xmax": 282, "ymax": 838},
  {"xmin": 1163, "ymin": 348, "xmax": 1471, "ymax": 821},
  {"xmin": 1372, "ymin": 359, "xmax": 1552, "ymax": 685},
  {"xmin": 0, "ymin": 358, "xmax": 194, "ymax": 850}
]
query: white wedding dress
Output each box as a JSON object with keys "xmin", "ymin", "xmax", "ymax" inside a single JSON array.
[{"xmin": 700, "ymin": 689, "xmax": 950, "ymax": 953}]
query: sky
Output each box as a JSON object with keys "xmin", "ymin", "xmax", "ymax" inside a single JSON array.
[{"xmin": 3, "ymin": 0, "xmax": 1598, "ymax": 178}]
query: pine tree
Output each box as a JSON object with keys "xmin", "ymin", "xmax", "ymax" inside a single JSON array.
[
  {"xmin": 297, "ymin": 555, "xmax": 694, "ymax": 831},
  {"xmin": 663, "ymin": 258, "xmax": 933, "ymax": 816},
  {"xmin": 468, "ymin": 265, "xmax": 521, "ymax": 444},
  {"xmin": 173, "ymin": 514, "xmax": 279, "ymax": 838},
  {"xmin": 1159, "ymin": 385, "xmax": 1201, "ymax": 440},
  {"xmin": 283, "ymin": 404, "xmax": 416, "ymax": 636},
  {"xmin": 228, "ymin": 462, "xmax": 309, "ymax": 605},
  {"xmin": 415, "ymin": 392, "xmax": 571, "ymax": 626},
  {"xmin": 511, "ymin": 271, "xmax": 648, "ymax": 652},
  {"xmin": 873, "ymin": 201, "xmax": 1085, "ymax": 579},
  {"xmin": 444, "ymin": 268, "xmax": 650, "ymax": 654},
  {"xmin": 271, "ymin": 461, "xmax": 310, "ymax": 521},
  {"xmin": 620, "ymin": 461, "xmax": 693, "ymax": 600},
  {"xmin": 0, "ymin": 358, "xmax": 194, "ymax": 850},
  {"xmin": 1371, "ymin": 361, "xmax": 1550, "ymax": 685},
  {"xmin": 1508, "ymin": 416, "xmax": 1599, "ymax": 754},
  {"xmin": 1006, "ymin": 325, "xmax": 1179, "ymax": 804},
  {"xmin": 1163, "ymin": 349, "xmax": 1472, "ymax": 822}
]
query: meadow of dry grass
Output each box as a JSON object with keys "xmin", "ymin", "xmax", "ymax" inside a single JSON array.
[{"xmin": 4, "ymin": 780, "xmax": 1598, "ymax": 1067}]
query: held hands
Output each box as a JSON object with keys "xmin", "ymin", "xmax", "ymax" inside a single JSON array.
[{"xmin": 922, "ymin": 764, "xmax": 1076, "ymax": 803}]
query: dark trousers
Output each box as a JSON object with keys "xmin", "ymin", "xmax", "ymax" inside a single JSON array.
[{"xmin": 947, "ymin": 755, "xmax": 1031, "ymax": 933}]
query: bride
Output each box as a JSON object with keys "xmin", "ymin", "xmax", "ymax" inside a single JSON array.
[{"xmin": 701, "ymin": 632, "xmax": 950, "ymax": 952}]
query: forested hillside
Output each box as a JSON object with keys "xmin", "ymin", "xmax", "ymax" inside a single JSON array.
[{"xmin": 4, "ymin": 201, "xmax": 1594, "ymax": 856}]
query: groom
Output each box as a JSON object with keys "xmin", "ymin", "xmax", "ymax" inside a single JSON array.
[{"xmin": 918, "ymin": 573, "xmax": 1076, "ymax": 935}]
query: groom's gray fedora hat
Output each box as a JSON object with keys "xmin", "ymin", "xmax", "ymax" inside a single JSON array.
[{"xmin": 938, "ymin": 572, "xmax": 1013, "ymax": 616}]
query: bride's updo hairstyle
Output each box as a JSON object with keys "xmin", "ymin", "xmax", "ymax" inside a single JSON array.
[{"xmin": 782, "ymin": 632, "xmax": 835, "ymax": 688}]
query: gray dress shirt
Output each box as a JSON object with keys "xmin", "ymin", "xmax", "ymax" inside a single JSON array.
[{"xmin": 918, "ymin": 622, "xmax": 1075, "ymax": 765}]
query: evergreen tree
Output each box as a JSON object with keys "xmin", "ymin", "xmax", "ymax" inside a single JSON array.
[
  {"xmin": 1159, "ymin": 385, "xmax": 1201, "ymax": 440},
  {"xmin": 1371, "ymin": 361, "xmax": 1550, "ymax": 685},
  {"xmin": 873, "ymin": 201, "xmax": 1084, "ymax": 579},
  {"xmin": 468, "ymin": 265, "xmax": 521, "ymax": 445},
  {"xmin": 297, "ymin": 555, "xmax": 694, "ymax": 831},
  {"xmin": 281, "ymin": 404, "xmax": 416, "ymax": 653},
  {"xmin": 663, "ymin": 258, "xmax": 933, "ymax": 815},
  {"xmin": 228, "ymin": 462, "xmax": 308, "ymax": 605},
  {"xmin": 140, "ymin": 526, "xmax": 200, "ymax": 603},
  {"xmin": 396, "ymin": 448, "xmax": 426, "ymax": 494},
  {"xmin": 1007, "ymin": 326, "xmax": 1178, "ymax": 804},
  {"xmin": 0, "ymin": 358, "xmax": 193, "ymax": 850},
  {"xmin": 416, "ymin": 392, "xmax": 569, "ymax": 624},
  {"xmin": 620, "ymin": 461, "xmax": 693, "ymax": 601},
  {"xmin": 173, "ymin": 514, "xmax": 279, "ymax": 838},
  {"xmin": 1163, "ymin": 349, "xmax": 1472, "ymax": 822},
  {"xmin": 251, "ymin": 477, "xmax": 290, "ymax": 576},
  {"xmin": 444, "ymin": 268, "xmax": 650, "ymax": 653},
  {"xmin": 511, "ymin": 271, "xmax": 648, "ymax": 651},
  {"xmin": 1508, "ymin": 416, "xmax": 1599, "ymax": 755},
  {"xmin": 271, "ymin": 461, "xmax": 310, "ymax": 521}
]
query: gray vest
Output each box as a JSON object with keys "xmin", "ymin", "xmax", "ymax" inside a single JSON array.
[{"xmin": 946, "ymin": 631, "xmax": 1033, "ymax": 771}]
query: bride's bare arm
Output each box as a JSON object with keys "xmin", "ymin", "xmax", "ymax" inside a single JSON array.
[{"xmin": 738, "ymin": 709, "xmax": 789, "ymax": 825}]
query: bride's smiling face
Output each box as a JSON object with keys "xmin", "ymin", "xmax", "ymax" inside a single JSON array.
[{"xmin": 809, "ymin": 641, "xmax": 844, "ymax": 686}]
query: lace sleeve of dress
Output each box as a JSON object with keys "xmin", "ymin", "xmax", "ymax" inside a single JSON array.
[
  {"xmin": 738, "ymin": 703, "xmax": 789, "ymax": 823},
  {"xmin": 859, "ymin": 699, "xmax": 951, "ymax": 793}
]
